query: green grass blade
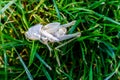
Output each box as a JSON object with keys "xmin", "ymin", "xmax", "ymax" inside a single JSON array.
[
  {"xmin": 15, "ymin": 1, "xmax": 29, "ymax": 28},
  {"xmin": 104, "ymin": 62, "xmax": 120, "ymax": 80},
  {"xmin": 80, "ymin": 42, "xmax": 87, "ymax": 65},
  {"xmin": 104, "ymin": 71, "xmax": 116, "ymax": 80},
  {"xmin": 52, "ymin": 0, "xmax": 61, "ymax": 20},
  {"xmin": 14, "ymin": 48, "xmax": 33, "ymax": 80},
  {"xmin": 1, "ymin": 32, "xmax": 8, "ymax": 80},
  {"xmin": 0, "ymin": 0, "xmax": 16, "ymax": 14},
  {"xmin": 42, "ymin": 66, "xmax": 52, "ymax": 80},
  {"xmin": 54, "ymin": 50, "xmax": 61, "ymax": 66},
  {"xmin": 88, "ymin": 0, "xmax": 105, "ymax": 9},
  {"xmin": 29, "ymin": 41, "xmax": 38, "ymax": 66},
  {"xmin": 3, "ymin": 51, "xmax": 7, "ymax": 80},
  {"xmin": 99, "ymin": 42, "xmax": 115, "ymax": 59},
  {"xmin": 94, "ymin": 12, "xmax": 120, "ymax": 25},
  {"xmin": 35, "ymin": 53, "xmax": 52, "ymax": 70},
  {"xmin": 89, "ymin": 65, "xmax": 93, "ymax": 80}
]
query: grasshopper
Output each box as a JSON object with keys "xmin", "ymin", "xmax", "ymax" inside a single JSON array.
[{"xmin": 25, "ymin": 21, "xmax": 81, "ymax": 56}]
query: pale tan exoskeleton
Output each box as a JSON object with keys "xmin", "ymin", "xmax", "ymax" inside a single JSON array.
[{"xmin": 25, "ymin": 21, "xmax": 81, "ymax": 56}]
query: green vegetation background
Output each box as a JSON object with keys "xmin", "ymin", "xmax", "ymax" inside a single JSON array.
[{"xmin": 0, "ymin": 0, "xmax": 120, "ymax": 80}]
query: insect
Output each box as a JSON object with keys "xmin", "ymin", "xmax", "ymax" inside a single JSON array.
[{"xmin": 25, "ymin": 21, "xmax": 81, "ymax": 56}]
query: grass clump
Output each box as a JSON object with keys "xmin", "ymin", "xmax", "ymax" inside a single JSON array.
[{"xmin": 0, "ymin": 0, "xmax": 120, "ymax": 80}]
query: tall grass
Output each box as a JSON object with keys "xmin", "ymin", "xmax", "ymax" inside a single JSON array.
[{"xmin": 0, "ymin": 0, "xmax": 120, "ymax": 80}]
